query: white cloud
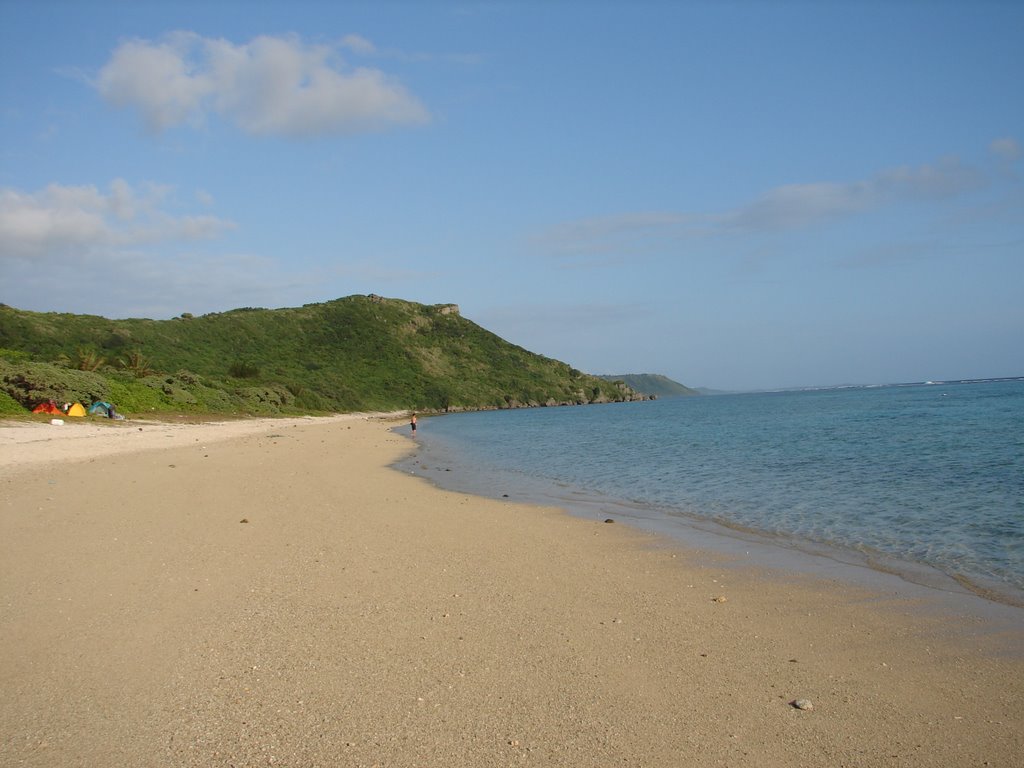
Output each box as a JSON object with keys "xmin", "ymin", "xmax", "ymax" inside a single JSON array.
[
  {"xmin": 0, "ymin": 180, "xmax": 235, "ymax": 260},
  {"xmin": 97, "ymin": 33, "xmax": 215, "ymax": 132},
  {"xmin": 96, "ymin": 32, "xmax": 430, "ymax": 136},
  {"xmin": 0, "ymin": 180, "xmax": 354, "ymax": 319}
]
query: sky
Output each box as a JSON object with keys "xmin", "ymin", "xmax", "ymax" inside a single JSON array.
[{"xmin": 1, "ymin": 1, "xmax": 1022, "ymax": 391}]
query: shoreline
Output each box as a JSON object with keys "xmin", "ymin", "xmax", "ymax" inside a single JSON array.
[
  {"xmin": 402, "ymin": 398, "xmax": 1024, "ymax": 617},
  {"xmin": 401, "ymin": 438, "xmax": 1024, "ymax": 625},
  {"xmin": 2, "ymin": 415, "xmax": 1022, "ymax": 766}
]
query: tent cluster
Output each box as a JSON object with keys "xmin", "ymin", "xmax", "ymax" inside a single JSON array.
[{"xmin": 31, "ymin": 399, "xmax": 123, "ymax": 420}]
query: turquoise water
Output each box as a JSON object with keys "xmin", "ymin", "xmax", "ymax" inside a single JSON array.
[{"xmin": 407, "ymin": 379, "xmax": 1024, "ymax": 603}]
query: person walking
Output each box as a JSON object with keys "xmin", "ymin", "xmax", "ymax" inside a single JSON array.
[{"xmin": 410, "ymin": 413, "xmax": 417, "ymax": 436}]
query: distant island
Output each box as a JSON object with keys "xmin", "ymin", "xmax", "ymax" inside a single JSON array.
[
  {"xmin": 694, "ymin": 386, "xmax": 732, "ymax": 396},
  {"xmin": 597, "ymin": 373, "xmax": 698, "ymax": 398},
  {"xmin": 0, "ymin": 295, "xmax": 650, "ymax": 417}
]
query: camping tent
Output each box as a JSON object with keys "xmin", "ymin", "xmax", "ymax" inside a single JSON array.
[
  {"xmin": 31, "ymin": 401, "xmax": 63, "ymax": 415},
  {"xmin": 88, "ymin": 401, "xmax": 113, "ymax": 416},
  {"xmin": 66, "ymin": 402, "xmax": 87, "ymax": 417}
]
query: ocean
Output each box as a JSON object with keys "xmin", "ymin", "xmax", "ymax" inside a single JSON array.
[{"xmin": 402, "ymin": 378, "xmax": 1024, "ymax": 606}]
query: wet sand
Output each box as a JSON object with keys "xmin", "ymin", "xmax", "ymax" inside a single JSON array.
[{"xmin": 1, "ymin": 414, "xmax": 1021, "ymax": 767}]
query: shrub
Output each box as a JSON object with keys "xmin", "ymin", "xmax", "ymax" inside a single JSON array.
[
  {"xmin": 0, "ymin": 360, "xmax": 110, "ymax": 409},
  {"xmin": 106, "ymin": 378, "xmax": 168, "ymax": 413},
  {"xmin": 234, "ymin": 384, "xmax": 291, "ymax": 412},
  {"xmin": 0, "ymin": 348, "xmax": 31, "ymax": 363},
  {"xmin": 294, "ymin": 389, "xmax": 326, "ymax": 411},
  {"xmin": 189, "ymin": 385, "xmax": 236, "ymax": 412},
  {"xmin": 0, "ymin": 389, "xmax": 26, "ymax": 414},
  {"xmin": 229, "ymin": 360, "xmax": 260, "ymax": 379}
]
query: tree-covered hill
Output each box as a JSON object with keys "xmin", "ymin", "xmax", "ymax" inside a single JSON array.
[
  {"xmin": 597, "ymin": 373, "xmax": 698, "ymax": 398},
  {"xmin": 0, "ymin": 295, "xmax": 645, "ymax": 416}
]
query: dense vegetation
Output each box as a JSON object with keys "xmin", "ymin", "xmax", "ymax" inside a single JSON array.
[
  {"xmin": 0, "ymin": 296, "xmax": 645, "ymax": 417},
  {"xmin": 597, "ymin": 373, "xmax": 699, "ymax": 398}
]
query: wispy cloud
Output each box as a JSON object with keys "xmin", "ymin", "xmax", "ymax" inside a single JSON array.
[
  {"xmin": 536, "ymin": 154, "xmax": 993, "ymax": 258},
  {"xmin": 95, "ymin": 32, "xmax": 431, "ymax": 137},
  {"xmin": 340, "ymin": 34, "xmax": 377, "ymax": 56},
  {"xmin": 990, "ymin": 137, "xmax": 1021, "ymax": 162},
  {"xmin": 0, "ymin": 179, "xmax": 324, "ymax": 317},
  {"xmin": 0, "ymin": 179, "xmax": 234, "ymax": 260},
  {"xmin": 725, "ymin": 157, "xmax": 984, "ymax": 231}
]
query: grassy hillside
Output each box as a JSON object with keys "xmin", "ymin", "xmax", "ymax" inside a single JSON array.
[
  {"xmin": 598, "ymin": 373, "xmax": 698, "ymax": 398},
  {"xmin": 0, "ymin": 296, "xmax": 645, "ymax": 416}
]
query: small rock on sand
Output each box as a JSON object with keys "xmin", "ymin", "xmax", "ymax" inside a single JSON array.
[{"xmin": 792, "ymin": 698, "xmax": 814, "ymax": 711}]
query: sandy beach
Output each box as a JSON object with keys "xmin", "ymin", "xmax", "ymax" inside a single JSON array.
[{"xmin": 1, "ymin": 414, "xmax": 1021, "ymax": 767}]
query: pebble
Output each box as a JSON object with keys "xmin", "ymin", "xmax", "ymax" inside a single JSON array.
[
  {"xmin": 792, "ymin": 699, "xmax": 814, "ymax": 711},
  {"xmin": 712, "ymin": 596, "xmax": 728, "ymax": 603}
]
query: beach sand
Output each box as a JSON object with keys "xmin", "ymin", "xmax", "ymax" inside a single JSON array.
[{"xmin": 1, "ymin": 414, "xmax": 1021, "ymax": 767}]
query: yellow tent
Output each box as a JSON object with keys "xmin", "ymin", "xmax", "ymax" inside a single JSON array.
[{"xmin": 66, "ymin": 402, "xmax": 87, "ymax": 417}]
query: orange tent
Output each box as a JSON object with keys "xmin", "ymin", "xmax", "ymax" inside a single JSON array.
[{"xmin": 31, "ymin": 401, "xmax": 63, "ymax": 415}]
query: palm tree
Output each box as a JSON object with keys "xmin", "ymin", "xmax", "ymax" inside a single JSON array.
[
  {"xmin": 56, "ymin": 348, "xmax": 107, "ymax": 371},
  {"xmin": 119, "ymin": 350, "xmax": 155, "ymax": 378}
]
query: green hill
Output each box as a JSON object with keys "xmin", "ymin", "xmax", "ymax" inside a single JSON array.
[
  {"xmin": 0, "ymin": 296, "xmax": 646, "ymax": 417},
  {"xmin": 597, "ymin": 373, "xmax": 698, "ymax": 398}
]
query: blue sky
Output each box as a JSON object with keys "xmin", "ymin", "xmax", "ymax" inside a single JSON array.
[{"xmin": 1, "ymin": 1, "xmax": 1021, "ymax": 391}]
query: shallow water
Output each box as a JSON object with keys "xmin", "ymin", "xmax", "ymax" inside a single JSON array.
[{"xmin": 405, "ymin": 379, "xmax": 1024, "ymax": 605}]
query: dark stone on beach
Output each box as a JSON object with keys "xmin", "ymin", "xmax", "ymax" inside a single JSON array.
[
  {"xmin": 604, "ymin": 518, "xmax": 615, "ymax": 523},
  {"xmin": 502, "ymin": 494, "xmax": 509, "ymax": 498},
  {"xmin": 240, "ymin": 518, "xmax": 249, "ymax": 524}
]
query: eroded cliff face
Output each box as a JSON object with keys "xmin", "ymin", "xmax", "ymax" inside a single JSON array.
[
  {"xmin": 439, "ymin": 383, "xmax": 651, "ymax": 413},
  {"xmin": 368, "ymin": 294, "xmax": 458, "ymax": 316}
]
